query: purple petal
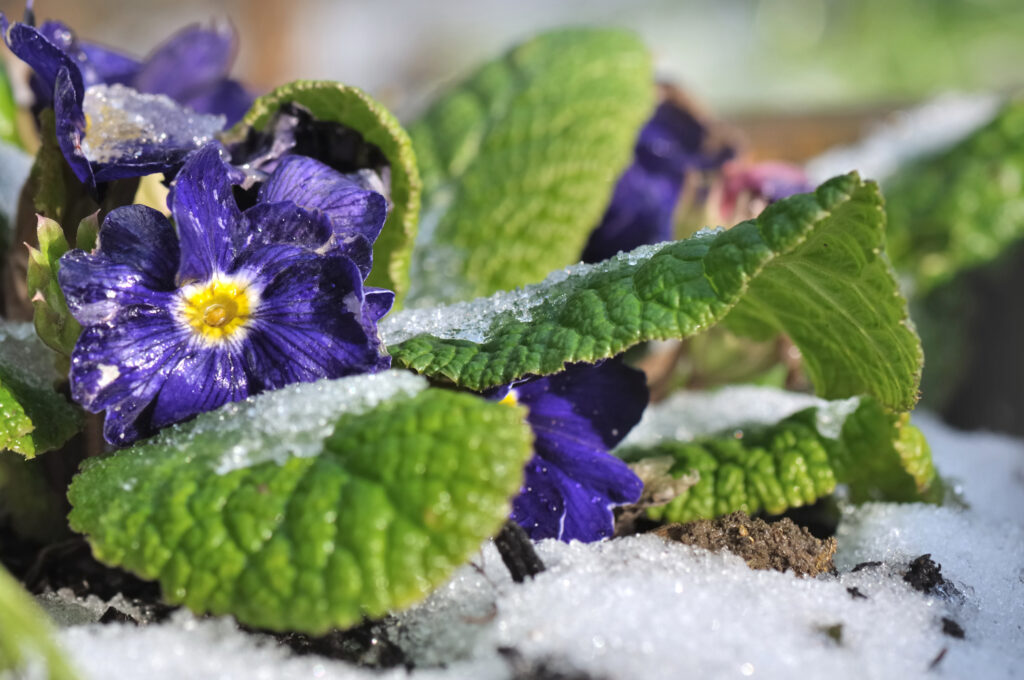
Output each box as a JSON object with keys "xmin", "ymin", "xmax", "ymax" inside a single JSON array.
[
  {"xmin": 508, "ymin": 360, "xmax": 648, "ymax": 542},
  {"xmin": 170, "ymin": 143, "xmax": 242, "ymax": 283},
  {"xmin": 180, "ymin": 77, "xmax": 252, "ymax": 126},
  {"xmin": 237, "ymin": 200, "xmax": 332, "ymax": 252},
  {"xmin": 510, "ymin": 458, "xmax": 566, "ymax": 540},
  {"xmin": 78, "ymin": 42, "xmax": 140, "ymax": 86},
  {"xmin": 69, "ymin": 299, "xmax": 190, "ymax": 445},
  {"xmin": 259, "ymin": 155, "xmax": 387, "ymax": 244},
  {"xmin": 3, "ymin": 19, "xmax": 84, "ymax": 104},
  {"xmin": 95, "ymin": 205, "xmax": 179, "ymax": 283},
  {"xmin": 363, "ymin": 288, "xmax": 394, "ymax": 323},
  {"xmin": 234, "ymin": 244, "xmax": 390, "ymax": 384},
  {"xmin": 134, "ymin": 22, "xmax": 236, "ymax": 102},
  {"xmin": 149, "ymin": 342, "xmax": 252, "ymax": 430},
  {"xmin": 582, "ymin": 100, "xmax": 736, "ymax": 263},
  {"xmin": 52, "ymin": 66, "xmax": 93, "ymax": 186},
  {"xmin": 60, "ymin": 251, "xmax": 173, "ymax": 325}
]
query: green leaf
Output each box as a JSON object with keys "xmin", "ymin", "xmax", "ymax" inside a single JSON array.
[
  {"xmin": 0, "ymin": 564, "xmax": 80, "ymax": 680},
  {"xmin": 406, "ymin": 28, "xmax": 654, "ymax": 305},
  {"xmin": 0, "ymin": 61, "xmax": 19, "ymax": 149},
  {"xmin": 238, "ymin": 81, "xmax": 421, "ymax": 308},
  {"xmin": 387, "ymin": 174, "xmax": 922, "ymax": 412},
  {"xmin": 885, "ymin": 99, "xmax": 1024, "ymax": 294},
  {"xmin": 0, "ymin": 321, "xmax": 81, "ymax": 457},
  {"xmin": 68, "ymin": 371, "xmax": 533, "ymax": 633},
  {"xmin": 617, "ymin": 390, "xmax": 937, "ymax": 524}
]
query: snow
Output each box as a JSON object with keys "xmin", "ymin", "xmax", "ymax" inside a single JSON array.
[
  {"xmin": 383, "ymin": 241, "xmax": 675, "ymax": 345},
  {"xmin": 45, "ymin": 399, "xmax": 1024, "ymax": 680},
  {"xmin": 806, "ymin": 93, "xmax": 1002, "ymax": 185}
]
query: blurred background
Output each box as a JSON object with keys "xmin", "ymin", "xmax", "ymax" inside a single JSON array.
[{"xmin": 3, "ymin": 0, "xmax": 1024, "ymax": 159}]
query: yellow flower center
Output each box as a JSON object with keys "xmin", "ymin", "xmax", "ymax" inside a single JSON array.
[
  {"xmin": 179, "ymin": 276, "xmax": 257, "ymax": 343},
  {"xmin": 499, "ymin": 390, "xmax": 519, "ymax": 407}
]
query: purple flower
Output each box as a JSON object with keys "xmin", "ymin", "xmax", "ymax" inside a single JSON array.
[
  {"xmin": 581, "ymin": 95, "xmax": 735, "ymax": 263},
  {"xmin": 714, "ymin": 160, "xmax": 813, "ymax": 224},
  {"xmin": 1, "ymin": 6, "xmax": 252, "ymax": 187},
  {"xmin": 490, "ymin": 360, "xmax": 648, "ymax": 542},
  {"xmin": 59, "ymin": 143, "xmax": 392, "ymax": 445}
]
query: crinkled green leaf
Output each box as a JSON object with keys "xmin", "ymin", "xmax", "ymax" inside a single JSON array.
[
  {"xmin": 238, "ymin": 81, "xmax": 421, "ymax": 308},
  {"xmin": 0, "ymin": 321, "xmax": 81, "ymax": 457},
  {"xmin": 67, "ymin": 372, "xmax": 532, "ymax": 633},
  {"xmin": 0, "ymin": 564, "xmax": 79, "ymax": 680},
  {"xmin": 406, "ymin": 28, "xmax": 654, "ymax": 306},
  {"xmin": 387, "ymin": 174, "xmax": 922, "ymax": 412},
  {"xmin": 885, "ymin": 98, "xmax": 1024, "ymax": 294},
  {"xmin": 618, "ymin": 395, "xmax": 936, "ymax": 524}
]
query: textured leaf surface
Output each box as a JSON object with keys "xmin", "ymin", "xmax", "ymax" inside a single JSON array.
[
  {"xmin": 387, "ymin": 174, "xmax": 922, "ymax": 412},
  {"xmin": 68, "ymin": 372, "xmax": 533, "ymax": 633},
  {"xmin": 0, "ymin": 321, "xmax": 81, "ymax": 457},
  {"xmin": 0, "ymin": 564, "xmax": 79, "ymax": 680},
  {"xmin": 406, "ymin": 28, "xmax": 654, "ymax": 305},
  {"xmin": 885, "ymin": 99, "xmax": 1024, "ymax": 294},
  {"xmin": 239, "ymin": 81, "xmax": 421, "ymax": 307},
  {"xmin": 618, "ymin": 396, "xmax": 936, "ymax": 524}
]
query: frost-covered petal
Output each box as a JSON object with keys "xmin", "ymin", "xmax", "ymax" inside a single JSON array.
[
  {"xmin": 133, "ymin": 22, "xmax": 235, "ymax": 102},
  {"xmin": 259, "ymin": 155, "xmax": 388, "ymax": 244},
  {"xmin": 237, "ymin": 200, "xmax": 332, "ymax": 251},
  {"xmin": 170, "ymin": 142, "xmax": 242, "ymax": 283},
  {"xmin": 84, "ymin": 84, "xmax": 226, "ymax": 184},
  {"xmin": 69, "ymin": 299, "xmax": 190, "ymax": 444},
  {"xmin": 148, "ymin": 342, "xmax": 252, "ymax": 431},
  {"xmin": 78, "ymin": 42, "xmax": 140, "ymax": 86}
]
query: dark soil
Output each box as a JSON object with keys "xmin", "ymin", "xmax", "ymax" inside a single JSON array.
[
  {"xmin": 499, "ymin": 647, "xmax": 607, "ymax": 680},
  {"xmin": 652, "ymin": 511, "xmax": 837, "ymax": 577},
  {"xmin": 265, "ymin": 617, "xmax": 410, "ymax": 669},
  {"xmin": 904, "ymin": 554, "xmax": 961, "ymax": 598},
  {"xmin": 0, "ymin": 528, "xmax": 176, "ymax": 624}
]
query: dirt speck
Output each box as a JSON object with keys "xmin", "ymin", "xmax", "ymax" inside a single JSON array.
[
  {"xmin": 904, "ymin": 554, "xmax": 960, "ymax": 598},
  {"xmin": 846, "ymin": 587, "xmax": 868, "ymax": 600},
  {"xmin": 941, "ymin": 617, "xmax": 966, "ymax": 639},
  {"xmin": 652, "ymin": 511, "xmax": 836, "ymax": 577}
]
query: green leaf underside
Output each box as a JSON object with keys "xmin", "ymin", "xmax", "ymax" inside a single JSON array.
[
  {"xmin": 0, "ymin": 322, "xmax": 80, "ymax": 457},
  {"xmin": 407, "ymin": 28, "xmax": 655, "ymax": 305},
  {"xmin": 0, "ymin": 564, "xmax": 79, "ymax": 680},
  {"xmin": 239, "ymin": 81, "xmax": 421, "ymax": 308},
  {"xmin": 68, "ymin": 374, "xmax": 532, "ymax": 633},
  {"xmin": 618, "ymin": 397, "xmax": 936, "ymax": 524},
  {"xmin": 388, "ymin": 174, "xmax": 922, "ymax": 412},
  {"xmin": 885, "ymin": 99, "xmax": 1024, "ymax": 294}
]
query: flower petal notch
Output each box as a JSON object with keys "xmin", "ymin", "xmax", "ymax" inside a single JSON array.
[
  {"xmin": 59, "ymin": 142, "xmax": 392, "ymax": 445},
  {"xmin": 491, "ymin": 360, "xmax": 648, "ymax": 542}
]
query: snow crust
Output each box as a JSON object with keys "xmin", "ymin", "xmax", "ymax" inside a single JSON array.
[
  {"xmin": 49, "ymin": 405, "xmax": 1024, "ymax": 680},
  {"xmin": 383, "ymin": 241, "xmax": 677, "ymax": 345}
]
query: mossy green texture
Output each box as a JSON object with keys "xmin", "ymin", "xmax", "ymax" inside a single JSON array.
[
  {"xmin": 885, "ymin": 99, "xmax": 1024, "ymax": 295},
  {"xmin": 68, "ymin": 388, "xmax": 532, "ymax": 633},
  {"xmin": 392, "ymin": 174, "xmax": 922, "ymax": 413},
  {"xmin": 408, "ymin": 28, "xmax": 654, "ymax": 304},
  {"xmin": 0, "ymin": 322, "xmax": 81, "ymax": 457},
  {"xmin": 619, "ymin": 398, "xmax": 936, "ymax": 524},
  {"xmin": 0, "ymin": 564, "xmax": 80, "ymax": 680},
  {"xmin": 239, "ymin": 81, "xmax": 421, "ymax": 308}
]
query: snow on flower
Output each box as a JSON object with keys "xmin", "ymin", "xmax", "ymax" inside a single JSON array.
[
  {"xmin": 59, "ymin": 143, "xmax": 393, "ymax": 445},
  {"xmin": 490, "ymin": 360, "xmax": 648, "ymax": 542},
  {"xmin": 0, "ymin": 4, "xmax": 252, "ymax": 186}
]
